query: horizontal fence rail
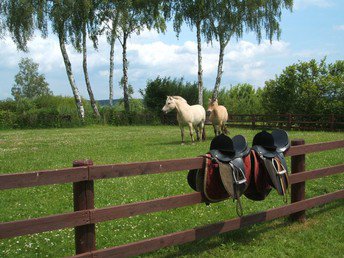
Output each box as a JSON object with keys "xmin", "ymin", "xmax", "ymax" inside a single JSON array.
[
  {"xmin": 73, "ymin": 190, "xmax": 344, "ymax": 258},
  {"xmin": 0, "ymin": 139, "xmax": 343, "ymax": 257},
  {"xmin": 1, "ymin": 160, "xmax": 343, "ymax": 239},
  {"xmin": 1, "ymin": 140, "xmax": 343, "ymax": 190}
]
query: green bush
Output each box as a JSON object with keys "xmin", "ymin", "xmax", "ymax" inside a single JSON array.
[
  {"xmin": 140, "ymin": 77, "xmax": 199, "ymax": 116},
  {"xmin": 0, "ymin": 110, "xmax": 17, "ymax": 129}
]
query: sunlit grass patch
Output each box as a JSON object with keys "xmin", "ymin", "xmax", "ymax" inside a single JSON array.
[{"xmin": 0, "ymin": 125, "xmax": 343, "ymax": 257}]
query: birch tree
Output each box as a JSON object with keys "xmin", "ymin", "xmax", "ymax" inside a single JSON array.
[
  {"xmin": 93, "ymin": 1, "xmax": 120, "ymax": 107},
  {"xmin": 72, "ymin": 1, "xmax": 100, "ymax": 117},
  {"xmin": 50, "ymin": 0, "xmax": 85, "ymax": 119},
  {"xmin": 173, "ymin": 0, "xmax": 209, "ymax": 106},
  {"xmin": 205, "ymin": 0, "xmax": 293, "ymax": 100},
  {"xmin": 115, "ymin": 0, "xmax": 166, "ymax": 113},
  {"xmin": 2, "ymin": 0, "xmax": 86, "ymax": 120}
]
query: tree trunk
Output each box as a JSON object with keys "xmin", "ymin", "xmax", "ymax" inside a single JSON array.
[
  {"xmin": 58, "ymin": 34, "xmax": 85, "ymax": 120},
  {"xmin": 82, "ymin": 25, "xmax": 100, "ymax": 118},
  {"xmin": 196, "ymin": 21, "xmax": 203, "ymax": 106},
  {"xmin": 122, "ymin": 34, "xmax": 130, "ymax": 113},
  {"xmin": 212, "ymin": 40, "xmax": 225, "ymax": 100},
  {"xmin": 108, "ymin": 27, "xmax": 116, "ymax": 107}
]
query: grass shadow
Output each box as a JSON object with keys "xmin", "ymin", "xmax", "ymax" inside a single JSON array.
[{"xmin": 144, "ymin": 199, "xmax": 343, "ymax": 258}]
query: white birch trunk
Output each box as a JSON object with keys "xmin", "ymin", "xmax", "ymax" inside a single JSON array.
[
  {"xmin": 108, "ymin": 28, "xmax": 116, "ymax": 107},
  {"xmin": 212, "ymin": 39, "xmax": 225, "ymax": 100},
  {"xmin": 122, "ymin": 34, "xmax": 130, "ymax": 113},
  {"xmin": 58, "ymin": 34, "xmax": 85, "ymax": 120},
  {"xmin": 196, "ymin": 21, "xmax": 203, "ymax": 106},
  {"xmin": 82, "ymin": 25, "xmax": 100, "ymax": 118}
]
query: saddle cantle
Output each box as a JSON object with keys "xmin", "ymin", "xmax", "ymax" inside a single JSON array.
[
  {"xmin": 187, "ymin": 134, "xmax": 251, "ymax": 216},
  {"xmin": 248, "ymin": 129, "xmax": 290, "ymax": 201}
]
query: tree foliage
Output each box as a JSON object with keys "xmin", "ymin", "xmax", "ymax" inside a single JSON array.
[
  {"xmin": 11, "ymin": 58, "xmax": 51, "ymax": 100},
  {"xmin": 261, "ymin": 58, "xmax": 344, "ymax": 115},
  {"xmin": 140, "ymin": 77, "xmax": 199, "ymax": 115}
]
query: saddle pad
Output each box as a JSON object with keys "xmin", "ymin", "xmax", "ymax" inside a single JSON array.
[
  {"xmin": 244, "ymin": 150, "xmax": 272, "ymax": 201},
  {"xmin": 202, "ymin": 154, "xmax": 229, "ymax": 202}
]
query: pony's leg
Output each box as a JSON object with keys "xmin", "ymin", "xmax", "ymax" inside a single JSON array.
[
  {"xmin": 195, "ymin": 127, "xmax": 200, "ymax": 141},
  {"xmin": 180, "ymin": 125, "xmax": 185, "ymax": 145},
  {"xmin": 201, "ymin": 122, "xmax": 206, "ymax": 141},
  {"xmin": 222, "ymin": 122, "xmax": 228, "ymax": 134},
  {"xmin": 188, "ymin": 123, "xmax": 195, "ymax": 144}
]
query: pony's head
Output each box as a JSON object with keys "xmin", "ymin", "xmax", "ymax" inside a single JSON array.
[
  {"xmin": 207, "ymin": 98, "xmax": 219, "ymax": 112},
  {"xmin": 162, "ymin": 96, "xmax": 177, "ymax": 114}
]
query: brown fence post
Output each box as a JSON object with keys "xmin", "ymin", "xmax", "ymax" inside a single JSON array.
[
  {"xmin": 73, "ymin": 160, "xmax": 96, "ymax": 254},
  {"xmin": 329, "ymin": 114, "xmax": 335, "ymax": 131},
  {"xmin": 252, "ymin": 114, "xmax": 256, "ymax": 129},
  {"xmin": 290, "ymin": 139, "xmax": 306, "ymax": 222},
  {"xmin": 288, "ymin": 113, "xmax": 292, "ymax": 130}
]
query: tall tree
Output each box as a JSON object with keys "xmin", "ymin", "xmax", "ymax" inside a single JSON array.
[
  {"xmin": 93, "ymin": 1, "xmax": 120, "ymax": 107},
  {"xmin": 204, "ymin": 0, "xmax": 293, "ymax": 100},
  {"xmin": 11, "ymin": 57, "xmax": 52, "ymax": 100},
  {"xmin": 72, "ymin": 1, "xmax": 100, "ymax": 117},
  {"xmin": 49, "ymin": 1, "xmax": 85, "ymax": 120},
  {"xmin": 173, "ymin": 0, "xmax": 209, "ymax": 106},
  {"xmin": 115, "ymin": 0, "xmax": 167, "ymax": 113},
  {"xmin": 2, "ymin": 0, "xmax": 86, "ymax": 120}
]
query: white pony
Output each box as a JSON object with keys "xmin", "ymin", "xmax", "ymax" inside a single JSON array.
[{"xmin": 162, "ymin": 96, "xmax": 206, "ymax": 144}]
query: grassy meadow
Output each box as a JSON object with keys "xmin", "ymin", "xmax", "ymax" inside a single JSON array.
[{"xmin": 0, "ymin": 125, "xmax": 343, "ymax": 257}]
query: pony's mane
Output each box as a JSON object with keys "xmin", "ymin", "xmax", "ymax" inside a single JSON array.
[{"xmin": 172, "ymin": 96, "xmax": 187, "ymax": 103}]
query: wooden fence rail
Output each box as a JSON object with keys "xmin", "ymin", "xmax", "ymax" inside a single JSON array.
[
  {"xmin": 0, "ymin": 140, "xmax": 343, "ymax": 257},
  {"xmin": 225, "ymin": 113, "xmax": 344, "ymax": 131}
]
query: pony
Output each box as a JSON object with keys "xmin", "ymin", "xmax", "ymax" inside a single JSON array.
[
  {"xmin": 162, "ymin": 96, "xmax": 206, "ymax": 144},
  {"xmin": 207, "ymin": 98, "xmax": 228, "ymax": 136}
]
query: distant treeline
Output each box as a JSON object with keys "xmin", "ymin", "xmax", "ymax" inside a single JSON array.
[{"xmin": 0, "ymin": 59, "xmax": 343, "ymax": 129}]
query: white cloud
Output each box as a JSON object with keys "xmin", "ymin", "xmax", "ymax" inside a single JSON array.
[
  {"xmin": 293, "ymin": 0, "xmax": 333, "ymax": 10},
  {"xmin": 0, "ymin": 28, "xmax": 291, "ymax": 98},
  {"xmin": 333, "ymin": 25, "xmax": 344, "ymax": 31}
]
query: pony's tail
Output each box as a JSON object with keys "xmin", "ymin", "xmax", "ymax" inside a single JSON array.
[{"xmin": 202, "ymin": 124, "xmax": 206, "ymax": 140}]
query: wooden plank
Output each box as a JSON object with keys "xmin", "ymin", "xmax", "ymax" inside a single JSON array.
[
  {"xmin": 86, "ymin": 190, "xmax": 344, "ymax": 258},
  {"xmin": 0, "ymin": 167, "xmax": 89, "ymax": 190},
  {"xmin": 89, "ymin": 163, "xmax": 343, "ymax": 223},
  {"xmin": 91, "ymin": 193, "xmax": 202, "ymax": 223},
  {"xmin": 285, "ymin": 140, "xmax": 344, "ymax": 156},
  {"xmin": 0, "ymin": 211, "xmax": 90, "ymax": 239},
  {"xmin": 289, "ymin": 164, "xmax": 344, "ymax": 184},
  {"xmin": 89, "ymin": 157, "xmax": 204, "ymax": 180}
]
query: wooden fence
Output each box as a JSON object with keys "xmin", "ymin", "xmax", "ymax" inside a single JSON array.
[
  {"xmin": 0, "ymin": 140, "xmax": 343, "ymax": 257},
  {"xmin": 226, "ymin": 113, "xmax": 344, "ymax": 131}
]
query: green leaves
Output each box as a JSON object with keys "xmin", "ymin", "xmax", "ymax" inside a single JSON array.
[
  {"xmin": 11, "ymin": 58, "xmax": 51, "ymax": 101},
  {"xmin": 261, "ymin": 58, "xmax": 344, "ymax": 115}
]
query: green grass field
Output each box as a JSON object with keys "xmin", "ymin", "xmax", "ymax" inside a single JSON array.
[{"xmin": 0, "ymin": 125, "xmax": 343, "ymax": 257}]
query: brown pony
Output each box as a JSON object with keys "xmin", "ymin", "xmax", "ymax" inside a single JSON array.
[{"xmin": 207, "ymin": 99, "xmax": 228, "ymax": 136}]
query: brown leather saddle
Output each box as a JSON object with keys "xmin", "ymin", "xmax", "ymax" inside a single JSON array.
[
  {"xmin": 187, "ymin": 134, "xmax": 251, "ymax": 216},
  {"xmin": 187, "ymin": 129, "xmax": 290, "ymax": 216},
  {"xmin": 245, "ymin": 129, "xmax": 290, "ymax": 202}
]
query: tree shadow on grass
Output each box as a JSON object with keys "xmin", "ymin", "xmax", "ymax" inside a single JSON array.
[{"xmin": 145, "ymin": 200, "xmax": 342, "ymax": 258}]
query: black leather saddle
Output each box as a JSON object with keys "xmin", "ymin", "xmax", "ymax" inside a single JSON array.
[
  {"xmin": 187, "ymin": 134, "xmax": 250, "ymax": 216},
  {"xmin": 251, "ymin": 129, "xmax": 290, "ymax": 200}
]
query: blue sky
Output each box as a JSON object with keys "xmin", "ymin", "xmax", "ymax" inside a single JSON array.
[{"xmin": 0, "ymin": 0, "xmax": 343, "ymax": 100}]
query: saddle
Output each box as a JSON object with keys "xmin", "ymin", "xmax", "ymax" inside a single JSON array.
[
  {"xmin": 246, "ymin": 129, "xmax": 290, "ymax": 202},
  {"xmin": 187, "ymin": 134, "xmax": 251, "ymax": 216},
  {"xmin": 187, "ymin": 129, "xmax": 290, "ymax": 216}
]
